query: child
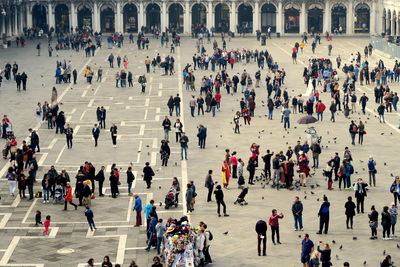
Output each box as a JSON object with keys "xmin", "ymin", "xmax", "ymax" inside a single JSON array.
[
  {"xmin": 35, "ymin": 210, "xmax": 42, "ymax": 226},
  {"xmin": 43, "ymin": 215, "xmax": 51, "ymax": 235}
]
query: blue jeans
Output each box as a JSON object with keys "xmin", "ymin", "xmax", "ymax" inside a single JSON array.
[
  {"xmin": 268, "ymin": 109, "xmax": 273, "ymax": 119},
  {"xmin": 345, "ymin": 176, "xmax": 351, "ymax": 188},
  {"xmin": 181, "ymin": 146, "xmax": 188, "ymax": 160},
  {"xmin": 87, "ymin": 218, "xmax": 96, "ymax": 229},
  {"xmin": 175, "ymin": 105, "xmax": 180, "ymax": 116},
  {"xmin": 156, "ymin": 236, "xmax": 163, "ymax": 254},
  {"xmin": 294, "ymin": 215, "xmax": 303, "ymax": 230},
  {"xmin": 211, "ymin": 106, "xmax": 216, "ymax": 117},
  {"xmin": 128, "ymin": 182, "xmax": 132, "ymax": 193},
  {"xmin": 317, "ymin": 112, "xmax": 323, "ymax": 121},
  {"xmin": 43, "ymin": 189, "xmax": 49, "ymax": 201},
  {"xmin": 283, "ymin": 117, "xmax": 290, "ymax": 129}
]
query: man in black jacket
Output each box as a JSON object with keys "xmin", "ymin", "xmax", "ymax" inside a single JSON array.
[
  {"xmin": 92, "ymin": 124, "xmax": 100, "ymax": 147},
  {"xmin": 354, "ymin": 178, "xmax": 368, "ymax": 213},
  {"xmin": 255, "ymin": 220, "xmax": 267, "ymax": 256},
  {"xmin": 204, "ymin": 170, "xmax": 214, "ymax": 202},
  {"xmin": 95, "ymin": 166, "xmax": 105, "ymax": 197},
  {"xmin": 173, "ymin": 94, "xmax": 181, "ymax": 116}
]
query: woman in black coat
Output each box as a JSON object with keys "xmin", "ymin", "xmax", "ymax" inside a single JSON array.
[
  {"xmin": 368, "ymin": 205, "xmax": 379, "ymax": 239},
  {"xmin": 344, "ymin": 196, "xmax": 356, "ymax": 229},
  {"xmin": 214, "ymin": 185, "xmax": 229, "ymax": 217},
  {"xmin": 160, "ymin": 140, "xmax": 171, "ymax": 167},
  {"xmin": 109, "ymin": 172, "xmax": 118, "ymax": 198},
  {"xmin": 381, "ymin": 206, "xmax": 392, "ymax": 240}
]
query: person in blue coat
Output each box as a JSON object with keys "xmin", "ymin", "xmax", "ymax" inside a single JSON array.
[
  {"xmin": 133, "ymin": 194, "xmax": 142, "ymax": 227},
  {"xmin": 145, "ymin": 213, "xmax": 158, "ymax": 250},
  {"xmin": 317, "ymin": 195, "xmax": 330, "ymax": 234}
]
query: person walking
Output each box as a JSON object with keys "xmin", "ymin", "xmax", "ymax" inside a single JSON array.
[
  {"xmin": 348, "ymin": 121, "xmax": 358, "ymax": 145},
  {"xmin": 301, "ymin": 234, "xmax": 314, "ymax": 267},
  {"xmin": 358, "ymin": 121, "xmax": 365, "ymax": 145},
  {"xmin": 186, "ymin": 183, "xmax": 194, "ymax": 214},
  {"xmin": 143, "ymin": 162, "xmax": 155, "ymax": 189},
  {"xmin": 344, "ymin": 196, "xmax": 356, "ymax": 229},
  {"xmin": 92, "ymin": 124, "xmax": 100, "ymax": 147},
  {"xmin": 317, "ymin": 195, "xmax": 330, "ymax": 234},
  {"xmin": 214, "ymin": 185, "xmax": 229, "ymax": 217},
  {"xmin": 391, "ymin": 176, "xmax": 400, "ymax": 206},
  {"xmin": 389, "ymin": 202, "xmax": 397, "ymax": 236},
  {"xmin": 268, "ymin": 209, "xmax": 284, "ymax": 245},
  {"xmin": 64, "ymin": 124, "xmax": 73, "ymax": 149},
  {"xmin": 162, "ymin": 116, "xmax": 171, "ymax": 141},
  {"xmin": 205, "ymin": 170, "xmax": 214, "ymax": 202},
  {"xmin": 354, "ymin": 178, "xmax": 368, "ymax": 214},
  {"xmin": 368, "ymin": 205, "xmax": 379, "ymax": 239},
  {"xmin": 255, "ymin": 219, "xmax": 267, "ymax": 256},
  {"xmin": 85, "ymin": 206, "xmax": 96, "ymax": 231},
  {"xmin": 367, "ymin": 156, "xmax": 377, "ymax": 186},
  {"xmin": 179, "ymin": 132, "xmax": 189, "ymax": 160},
  {"xmin": 64, "ymin": 182, "xmax": 78, "ymax": 211},
  {"xmin": 127, "ymin": 167, "xmax": 135, "ymax": 196},
  {"xmin": 292, "ymin": 196, "xmax": 304, "ymax": 231},
  {"xmin": 110, "ymin": 123, "xmax": 117, "ymax": 148},
  {"xmin": 197, "ymin": 125, "xmax": 207, "ymax": 149},
  {"xmin": 95, "ymin": 166, "xmax": 105, "ymax": 197},
  {"xmin": 174, "ymin": 119, "xmax": 183, "ymax": 142},
  {"xmin": 310, "ymin": 141, "xmax": 321, "ymax": 168},
  {"xmin": 382, "ymin": 206, "xmax": 392, "ymax": 240},
  {"xmin": 160, "ymin": 140, "xmax": 170, "ymax": 167},
  {"xmin": 133, "ymin": 194, "xmax": 142, "ymax": 227}
]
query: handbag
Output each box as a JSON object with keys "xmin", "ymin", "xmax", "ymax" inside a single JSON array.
[{"xmin": 369, "ymin": 221, "xmax": 378, "ymax": 228}]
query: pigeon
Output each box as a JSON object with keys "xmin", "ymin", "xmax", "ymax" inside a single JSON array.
[
  {"xmin": 384, "ymin": 162, "xmax": 387, "ymax": 166},
  {"xmin": 391, "ymin": 173, "xmax": 394, "ymax": 177},
  {"xmin": 316, "ymin": 184, "xmax": 320, "ymax": 187},
  {"xmin": 262, "ymin": 196, "xmax": 264, "ymax": 200},
  {"xmin": 216, "ymin": 145, "xmax": 218, "ymax": 148},
  {"xmin": 397, "ymin": 243, "xmax": 400, "ymax": 248},
  {"xmin": 223, "ymin": 232, "xmax": 229, "ymax": 235},
  {"xmin": 310, "ymin": 185, "xmax": 315, "ymax": 189},
  {"xmin": 146, "ymin": 145, "xmax": 149, "ymax": 147},
  {"xmin": 353, "ymin": 237, "xmax": 357, "ymax": 240},
  {"xmin": 310, "ymin": 191, "xmax": 315, "ymax": 195},
  {"xmin": 174, "ymin": 162, "xmax": 177, "ymax": 166},
  {"xmin": 159, "ymin": 186, "xmax": 162, "ymax": 189},
  {"xmin": 355, "ymin": 171, "xmax": 358, "ymax": 174},
  {"xmin": 147, "ymin": 152, "xmax": 150, "ymax": 156},
  {"xmin": 304, "ymin": 196, "xmax": 307, "ymax": 199},
  {"xmin": 335, "ymin": 255, "xmax": 339, "ymax": 260},
  {"xmin": 316, "ymin": 198, "xmax": 319, "ymax": 202},
  {"xmin": 130, "ymin": 162, "xmax": 133, "ymax": 166},
  {"xmin": 363, "ymin": 260, "xmax": 367, "ymax": 265},
  {"xmin": 362, "ymin": 168, "xmax": 365, "ymax": 171},
  {"xmin": 298, "ymin": 235, "xmax": 302, "ymax": 238},
  {"xmin": 381, "ymin": 133, "xmax": 384, "ymax": 135},
  {"xmin": 332, "ymin": 240, "xmax": 336, "ymax": 244},
  {"xmin": 339, "ymin": 245, "xmax": 343, "ymax": 249},
  {"xmin": 383, "ymin": 250, "xmax": 386, "ymax": 255},
  {"xmin": 220, "ymin": 135, "xmax": 222, "ymax": 138},
  {"xmin": 360, "ymin": 160, "xmax": 364, "ymax": 163},
  {"xmin": 159, "ymin": 202, "xmax": 162, "ymax": 206}
]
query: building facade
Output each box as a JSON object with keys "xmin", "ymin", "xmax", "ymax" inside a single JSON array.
[{"xmin": 0, "ymin": 0, "xmax": 397, "ymax": 36}]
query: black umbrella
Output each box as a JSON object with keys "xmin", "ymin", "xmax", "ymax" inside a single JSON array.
[{"xmin": 298, "ymin": 115, "xmax": 318, "ymax": 124}]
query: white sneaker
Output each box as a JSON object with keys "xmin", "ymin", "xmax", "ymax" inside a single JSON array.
[
  {"xmin": 43, "ymin": 200, "xmax": 46, "ymax": 204},
  {"xmin": 46, "ymin": 200, "xmax": 49, "ymax": 203}
]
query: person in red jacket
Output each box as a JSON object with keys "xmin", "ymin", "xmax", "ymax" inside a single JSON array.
[
  {"xmin": 64, "ymin": 182, "xmax": 78, "ymax": 211},
  {"xmin": 315, "ymin": 100, "xmax": 326, "ymax": 121},
  {"xmin": 214, "ymin": 92, "xmax": 221, "ymax": 110},
  {"xmin": 268, "ymin": 209, "xmax": 284, "ymax": 245}
]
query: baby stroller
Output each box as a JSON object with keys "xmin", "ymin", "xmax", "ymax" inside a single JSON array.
[
  {"xmin": 164, "ymin": 188, "xmax": 178, "ymax": 209},
  {"xmin": 234, "ymin": 188, "xmax": 248, "ymax": 205},
  {"xmin": 53, "ymin": 185, "xmax": 64, "ymax": 204}
]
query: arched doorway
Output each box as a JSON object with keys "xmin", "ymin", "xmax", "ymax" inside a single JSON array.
[
  {"xmin": 354, "ymin": 3, "xmax": 370, "ymax": 33},
  {"xmin": 146, "ymin": 3, "xmax": 161, "ymax": 30},
  {"xmin": 382, "ymin": 9, "xmax": 386, "ymax": 35},
  {"xmin": 284, "ymin": 7, "xmax": 300, "ymax": 33},
  {"xmin": 261, "ymin": 3, "xmax": 276, "ymax": 33},
  {"xmin": 55, "ymin": 4, "xmax": 70, "ymax": 33},
  {"xmin": 393, "ymin": 12, "xmax": 397, "ymax": 36},
  {"xmin": 215, "ymin": 3, "xmax": 230, "ymax": 32},
  {"xmin": 331, "ymin": 4, "xmax": 346, "ymax": 33},
  {"xmin": 386, "ymin": 10, "xmax": 391, "ymax": 34},
  {"xmin": 192, "ymin": 3, "xmax": 207, "ymax": 29},
  {"xmin": 123, "ymin": 4, "xmax": 138, "ymax": 32},
  {"xmin": 78, "ymin": 6, "xmax": 92, "ymax": 29},
  {"xmin": 100, "ymin": 7, "xmax": 115, "ymax": 32},
  {"xmin": 238, "ymin": 3, "xmax": 253, "ymax": 33},
  {"xmin": 32, "ymin": 4, "xmax": 47, "ymax": 29},
  {"xmin": 308, "ymin": 7, "xmax": 323, "ymax": 33},
  {"xmin": 169, "ymin": 3, "xmax": 184, "ymax": 33}
]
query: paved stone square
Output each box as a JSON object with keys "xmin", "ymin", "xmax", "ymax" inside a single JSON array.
[{"xmin": 0, "ymin": 36, "xmax": 399, "ymax": 267}]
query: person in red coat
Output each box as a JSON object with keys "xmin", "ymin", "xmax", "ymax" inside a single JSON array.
[
  {"xmin": 315, "ymin": 100, "xmax": 326, "ymax": 121},
  {"xmin": 64, "ymin": 182, "xmax": 78, "ymax": 210}
]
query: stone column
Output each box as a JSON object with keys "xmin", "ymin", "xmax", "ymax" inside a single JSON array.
[
  {"xmin": 253, "ymin": 1, "xmax": 259, "ymax": 34},
  {"xmin": 13, "ymin": 7, "xmax": 18, "ymax": 35},
  {"xmin": 230, "ymin": 1, "xmax": 236, "ymax": 33},
  {"xmin": 300, "ymin": 2, "xmax": 306, "ymax": 34},
  {"xmin": 184, "ymin": 1, "xmax": 190, "ymax": 34},
  {"xmin": 26, "ymin": 4, "xmax": 32, "ymax": 28},
  {"xmin": 18, "ymin": 7, "xmax": 24, "ymax": 33},
  {"xmin": 1, "ymin": 15, "xmax": 6, "ymax": 36},
  {"xmin": 370, "ymin": 0, "xmax": 376, "ymax": 34},
  {"xmin": 93, "ymin": 2, "xmax": 99, "ymax": 32},
  {"xmin": 207, "ymin": 1, "xmax": 213, "ymax": 30},
  {"xmin": 346, "ymin": 1, "xmax": 353, "ymax": 34},
  {"xmin": 116, "ymin": 2, "xmax": 121, "ymax": 32},
  {"xmin": 70, "ymin": 2, "xmax": 76, "ymax": 32},
  {"xmin": 48, "ymin": 3, "xmax": 55, "ymax": 30},
  {"xmin": 162, "ymin": 1, "xmax": 167, "ymax": 32},
  {"xmin": 277, "ymin": 1, "xmax": 283, "ymax": 34},
  {"xmin": 323, "ymin": 1, "xmax": 330, "ymax": 33},
  {"xmin": 7, "ymin": 13, "xmax": 12, "ymax": 36},
  {"xmin": 138, "ymin": 2, "xmax": 144, "ymax": 32}
]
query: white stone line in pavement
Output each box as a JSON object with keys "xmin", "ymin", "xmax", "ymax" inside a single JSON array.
[
  {"xmin": 87, "ymin": 99, "xmax": 95, "ymax": 107},
  {"xmin": 139, "ymin": 124, "xmax": 145, "ymax": 135},
  {"xmin": 21, "ymin": 198, "xmax": 37, "ymax": 224},
  {"xmin": 46, "ymin": 138, "xmax": 58, "ymax": 150},
  {"xmin": 145, "ymin": 98, "xmax": 150, "ymax": 107},
  {"xmin": 81, "ymin": 90, "xmax": 88, "ymax": 97},
  {"xmin": 0, "ymin": 196, "xmax": 21, "ymax": 208},
  {"xmin": 150, "ymin": 152, "xmax": 157, "ymax": 166},
  {"xmin": 55, "ymin": 144, "xmax": 67, "ymax": 164},
  {"xmin": 177, "ymin": 47, "xmax": 189, "ymax": 218},
  {"xmin": 159, "ymin": 83, "xmax": 163, "ymax": 89},
  {"xmin": 37, "ymin": 152, "xmax": 48, "ymax": 166},
  {"xmin": 152, "ymin": 138, "xmax": 158, "ymax": 149},
  {"xmin": 79, "ymin": 110, "xmax": 87, "ymax": 121}
]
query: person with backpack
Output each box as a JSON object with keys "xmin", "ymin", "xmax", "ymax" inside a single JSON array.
[
  {"xmin": 367, "ymin": 156, "xmax": 377, "ymax": 186},
  {"xmin": 203, "ymin": 224, "xmax": 213, "ymax": 264},
  {"xmin": 317, "ymin": 195, "xmax": 330, "ymax": 234},
  {"xmin": 344, "ymin": 160, "xmax": 354, "ymax": 190},
  {"xmin": 348, "ymin": 121, "xmax": 358, "ymax": 145},
  {"xmin": 255, "ymin": 219, "xmax": 268, "ymax": 256}
]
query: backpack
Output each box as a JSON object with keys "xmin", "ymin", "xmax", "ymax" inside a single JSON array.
[
  {"xmin": 207, "ymin": 230, "xmax": 213, "ymax": 241},
  {"xmin": 368, "ymin": 160, "xmax": 375, "ymax": 171},
  {"xmin": 352, "ymin": 126, "xmax": 357, "ymax": 133},
  {"xmin": 349, "ymin": 164, "xmax": 354, "ymax": 174}
]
